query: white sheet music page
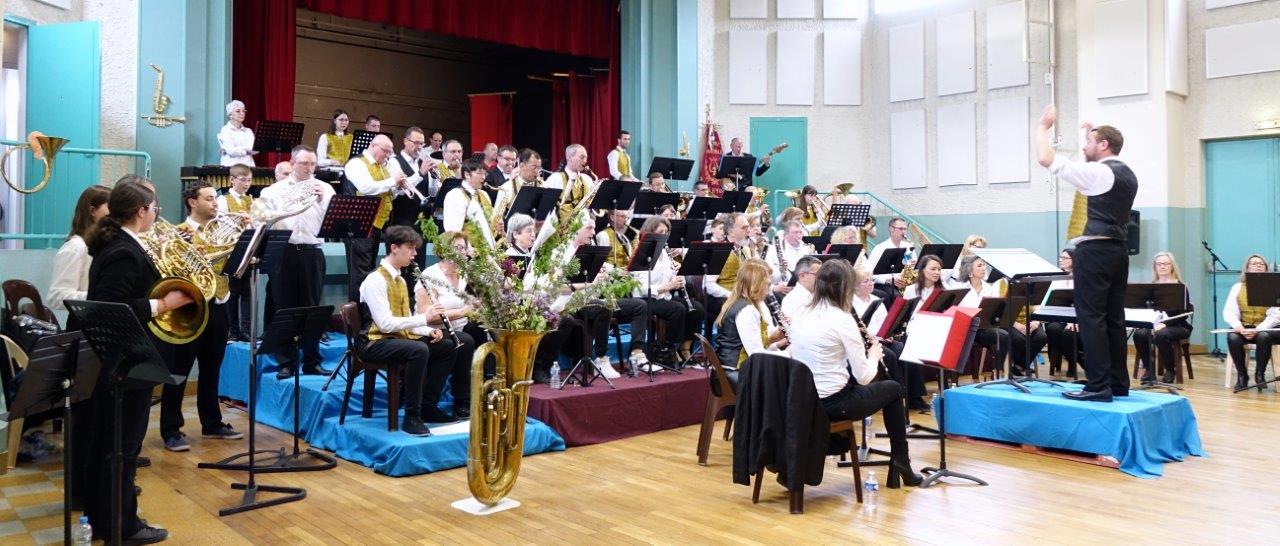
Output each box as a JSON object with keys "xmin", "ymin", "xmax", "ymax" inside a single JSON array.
[
  {"xmin": 972, "ymin": 248, "xmax": 1062, "ymax": 278},
  {"xmin": 900, "ymin": 313, "xmax": 950, "ymax": 363}
]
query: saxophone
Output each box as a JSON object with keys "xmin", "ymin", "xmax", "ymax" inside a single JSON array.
[{"xmin": 150, "ymin": 64, "xmax": 171, "ymax": 114}]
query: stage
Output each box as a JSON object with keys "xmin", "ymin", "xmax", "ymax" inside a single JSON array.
[
  {"xmin": 938, "ymin": 381, "xmax": 1206, "ymax": 478},
  {"xmin": 527, "ymin": 370, "xmax": 711, "ymax": 447},
  {"xmin": 217, "ymin": 335, "xmax": 566, "ymax": 477}
]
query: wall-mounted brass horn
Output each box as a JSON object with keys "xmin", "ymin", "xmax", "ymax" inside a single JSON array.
[{"xmin": 1, "ymin": 132, "xmax": 69, "ymax": 194}]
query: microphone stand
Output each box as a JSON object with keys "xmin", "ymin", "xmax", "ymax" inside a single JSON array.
[{"xmin": 1202, "ymin": 241, "xmax": 1228, "ymax": 360}]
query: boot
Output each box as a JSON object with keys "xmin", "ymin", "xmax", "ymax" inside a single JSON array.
[
  {"xmin": 1235, "ymin": 362, "xmax": 1250, "ymax": 390},
  {"xmin": 1257, "ymin": 365, "xmax": 1268, "ymax": 392},
  {"xmin": 887, "ymin": 455, "xmax": 923, "ymax": 488},
  {"xmin": 401, "ymin": 414, "xmax": 431, "ymax": 437}
]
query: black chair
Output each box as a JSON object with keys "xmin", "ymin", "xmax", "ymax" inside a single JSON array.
[{"xmin": 337, "ymin": 303, "xmax": 405, "ymax": 432}]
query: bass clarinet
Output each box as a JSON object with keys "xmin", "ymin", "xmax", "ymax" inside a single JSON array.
[{"xmin": 411, "ymin": 264, "xmax": 462, "ymax": 346}]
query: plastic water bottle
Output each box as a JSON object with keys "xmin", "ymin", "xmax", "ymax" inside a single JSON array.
[
  {"xmin": 863, "ymin": 471, "xmax": 879, "ymax": 512},
  {"xmin": 549, "ymin": 362, "xmax": 561, "ymax": 389},
  {"xmin": 73, "ymin": 516, "xmax": 92, "ymax": 545}
]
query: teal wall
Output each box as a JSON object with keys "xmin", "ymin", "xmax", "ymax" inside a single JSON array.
[{"xmin": 621, "ymin": 0, "xmax": 699, "ymax": 191}]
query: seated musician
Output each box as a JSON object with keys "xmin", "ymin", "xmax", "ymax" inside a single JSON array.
[
  {"xmin": 787, "ymin": 259, "xmax": 922, "ymax": 487},
  {"xmin": 505, "ymin": 213, "xmax": 537, "ymax": 258},
  {"xmin": 634, "ymin": 217, "xmax": 706, "ymax": 362},
  {"xmin": 217, "ymin": 165, "xmax": 255, "ymax": 342},
  {"xmin": 685, "ymin": 180, "xmax": 710, "ymax": 216},
  {"xmin": 853, "ymin": 266, "xmax": 927, "ymax": 410},
  {"xmin": 484, "ymin": 145, "xmax": 518, "ymax": 190},
  {"xmin": 658, "ymin": 204, "xmax": 678, "ymax": 220},
  {"xmin": 1132, "ymin": 251, "xmax": 1193, "ymax": 385},
  {"xmin": 274, "ymin": 160, "xmax": 292, "ymax": 181},
  {"xmin": 1044, "ymin": 249, "xmax": 1081, "ymax": 378},
  {"xmin": 1224, "ymin": 253, "xmax": 1279, "ymax": 391},
  {"xmin": 359, "ymin": 226, "xmax": 461, "ymax": 435},
  {"xmin": 707, "ymin": 217, "xmax": 726, "ymax": 243},
  {"xmin": 494, "ymin": 148, "xmax": 545, "ymax": 225},
  {"xmin": 703, "ymin": 213, "xmax": 750, "ymax": 338},
  {"xmin": 316, "ymin": 109, "xmax": 352, "ymax": 168},
  {"xmin": 947, "ymin": 234, "xmax": 988, "ymax": 287},
  {"xmin": 955, "ymin": 255, "xmax": 1014, "ymax": 375},
  {"xmin": 713, "ymin": 259, "xmax": 786, "ymax": 367},
  {"xmin": 781, "ymin": 256, "xmax": 822, "ymax": 320},
  {"xmin": 901, "ymin": 254, "xmax": 944, "ymax": 312},
  {"xmin": 867, "ymin": 217, "xmax": 916, "ymax": 301},
  {"xmin": 416, "ymin": 229, "xmax": 487, "ymax": 418},
  {"xmin": 798, "ymin": 185, "xmax": 824, "ymax": 234},
  {"xmin": 594, "ymin": 208, "xmax": 652, "ymax": 369},
  {"xmin": 644, "ymin": 171, "xmax": 670, "ymax": 193}
]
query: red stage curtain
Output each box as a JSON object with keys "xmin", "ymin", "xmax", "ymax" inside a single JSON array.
[
  {"xmin": 232, "ymin": 0, "xmax": 296, "ymax": 166},
  {"xmin": 549, "ymin": 80, "xmax": 570, "ymax": 169},
  {"xmin": 468, "ymin": 94, "xmax": 513, "ymax": 154},
  {"xmin": 297, "ymin": 0, "xmax": 615, "ymax": 60},
  {"xmin": 554, "ymin": 6, "xmax": 620, "ymax": 174}
]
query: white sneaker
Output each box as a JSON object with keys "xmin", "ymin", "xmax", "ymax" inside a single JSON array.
[
  {"xmin": 594, "ymin": 356, "xmax": 621, "ymax": 379},
  {"xmin": 640, "ymin": 363, "xmax": 663, "ymax": 374}
]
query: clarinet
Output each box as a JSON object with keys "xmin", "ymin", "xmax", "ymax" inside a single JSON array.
[
  {"xmin": 411, "ymin": 264, "xmax": 462, "ymax": 346},
  {"xmin": 853, "ymin": 312, "xmax": 893, "ymax": 378},
  {"xmin": 764, "ymin": 293, "xmax": 791, "ymax": 339},
  {"xmin": 668, "ymin": 248, "xmax": 694, "ymax": 308}
]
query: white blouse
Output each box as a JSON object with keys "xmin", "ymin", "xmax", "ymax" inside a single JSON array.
[
  {"xmin": 958, "ymin": 281, "xmax": 1003, "ymax": 308},
  {"xmin": 902, "ymin": 284, "xmax": 938, "ymax": 316},
  {"xmin": 631, "ymin": 249, "xmax": 679, "ymax": 300},
  {"xmin": 789, "ymin": 301, "xmax": 876, "ymax": 398},
  {"xmin": 417, "ymin": 263, "xmax": 470, "ymax": 330},
  {"xmin": 852, "ymin": 293, "xmax": 888, "ymax": 335},
  {"xmin": 736, "ymin": 301, "xmax": 781, "ymax": 357},
  {"xmin": 48, "ymin": 235, "xmax": 91, "ymax": 311},
  {"xmin": 217, "ymin": 122, "xmax": 256, "ymax": 167}
]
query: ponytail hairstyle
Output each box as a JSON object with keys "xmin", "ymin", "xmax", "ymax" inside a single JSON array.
[
  {"xmin": 67, "ymin": 184, "xmax": 112, "ymax": 240},
  {"xmin": 87, "ymin": 180, "xmax": 155, "ymax": 256}
]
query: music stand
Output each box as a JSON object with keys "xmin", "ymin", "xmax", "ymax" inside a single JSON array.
[
  {"xmin": 633, "ymin": 191, "xmax": 680, "ymax": 217},
  {"xmin": 827, "ymin": 203, "xmax": 871, "ymax": 227},
  {"xmin": 319, "ymin": 195, "xmax": 380, "ymax": 240},
  {"xmin": 971, "ymin": 248, "xmax": 1069, "ymax": 393},
  {"xmin": 1240, "ymin": 273, "xmax": 1280, "ymax": 391},
  {"xmin": 1123, "ymin": 283, "xmax": 1191, "ymax": 393},
  {"xmin": 803, "ymin": 226, "xmax": 839, "ymax": 251},
  {"xmin": 648, "ymin": 157, "xmax": 695, "ymax": 182},
  {"xmin": 877, "ymin": 297, "xmax": 919, "ymax": 339},
  {"xmin": 253, "ymin": 121, "xmax": 304, "ymax": 154},
  {"xmin": 589, "ymin": 180, "xmax": 643, "ymax": 212},
  {"xmin": 925, "ymin": 288, "xmax": 969, "ymax": 313},
  {"xmin": 629, "ymin": 233, "xmax": 678, "ymax": 378},
  {"xmin": 685, "ymin": 196, "xmax": 726, "ymax": 220},
  {"xmin": 919, "ymin": 244, "xmax": 965, "ymax": 270},
  {"xmin": 825, "ymin": 243, "xmax": 863, "ymax": 265},
  {"xmin": 349, "ymin": 130, "xmax": 393, "ymax": 159},
  {"xmin": 667, "ymin": 219, "xmax": 707, "ymax": 249},
  {"xmin": 5, "ymin": 332, "xmax": 99, "ymax": 544},
  {"xmin": 561, "ymin": 246, "xmax": 616, "ymax": 389},
  {"xmin": 507, "ymin": 186, "xmax": 563, "ymax": 222},
  {"xmin": 63, "ymin": 300, "xmax": 184, "ymax": 545},
  {"xmin": 716, "ymin": 156, "xmax": 758, "ymax": 186},
  {"xmin": 720, "ymin": 190, "xmax": 753, "ymax": 213},
  {"xmin": 871, "ymin": 248, "xmax": 909, "ymax": 279}
]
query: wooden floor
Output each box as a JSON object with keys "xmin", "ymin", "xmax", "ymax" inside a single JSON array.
[{"xmin": 3, "ymin": 355, "xmax": 1278, "ymax": 545}]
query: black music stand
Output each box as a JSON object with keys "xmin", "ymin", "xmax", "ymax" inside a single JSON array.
[
  {"xmin": 679, "ymin": 242, "xmax": 735, "ymax": 343},
  {"xmin": 716, "ymin": 156, "xmax": 758, "ymax": 186},
  {"xmin": 320, "ymin": 195, "xmax": 380, "ymax": 240},
  {"xmin": 878, "ymin": 297, "xmax": 919, "ymax": 339},
  {"xmin": 63, "ymin": 300, "xmax": 184, "ymax": 545},
  {"xmin": 803, "ymin": 226, "xmax": 839, "ymax": 251},
  {"xmin": 1124, "ymin": 283, "xmax": 1191, "ymax": 393},
  {"xmin": 685, "ymin": 196, "xmax": 727, "ymax": 220},
  {"xmin": 560, "ymin": 246, "xmax": 616, "ymax": 389},
  {"xmin": 253, "ymin": 121, "xmax": 304, "ymax": 154},
  {"xmin": 827, "ymin": 203, "xmax": 871, "ymax": 227},
  {"xmin": 971, "ymin": 248, "xmax": 1068, "ymax": 393},
  {"xmin": 925, "ymin": 288, "xmax": 970, "ymax": 313},
  {"xmin": 633, "ymin": 191, "xmax": 680, "ymax": 217},
  {"xmin": 825, "ymin": 243, "xmax": 863, "ymax": 264},
  {"xmin": 919, "ymin": 244, "xmax": 965, "ymax": 270},
  {"xmin": 667, "ymin": 219, "xmax": 707, "ymax": 249},
  {"xmin": 720, "ymin": 190, "xmax": 753, "ymax": 213},
  {"xmin": 349, "ymin": 130, "xmax": 393, "ymax": 159},
  {"xmin": 871, "ymin": 248, "xmax": 909, "ymax": 279},
  {"xmin": 5, "ymin": 332, "xmax": 99, "ymax": 545},
  {"xmin": 630, "ymin": 233, "xmax": 679, "ymax": 378},
  {"xmin": 1242, "ymin": 273, "xmax": 1280, "ymax": 391},
  {"xmin": 589, "ymin": 180, "xmax": 643, "ymax": 212},
  {"xmin": 507, "ymin": 186, "xmax": 563, "ymax": 222},
  {"xmin": 648, "ymin": 157, "xmax": 695, "ymax": 182}
]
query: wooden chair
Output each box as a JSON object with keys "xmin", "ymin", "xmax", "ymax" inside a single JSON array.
[
  {"xmin": 2, "ymin": 279, "xmax": 59, "ymax": 329},
  {"xmin": 751, "ymin": 419, "xmax": 864, "ymax": 513},
  {"xmin": 337, "ymin": 303, "xmax": 405, "ymax": 432},
  {"xmin": 695, "ymin": 334, "xmax": 735, "ymax": 465},
  {"xmin": 1132, "ymin": 336, "xmax": 1196, "ymax": 384}
]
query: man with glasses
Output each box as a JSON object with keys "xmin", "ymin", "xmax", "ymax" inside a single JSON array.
[
  {"xmin": 781, "ymin": 255, "xmax": 823, "ymax": 320},
  {"xmin": 485, "ymin": 145, "xmax": 519, "ymax": 190},
  {"xmin": 866, "ymin": 217, "xmax": 916, "ymax": 302},
  {"xmin": 344, "ymin": 134, "xmax": 413, "ymax": 301},
  {"xmin": 389, "ymin": 127, "xmax": 436, "ymax": 263}
]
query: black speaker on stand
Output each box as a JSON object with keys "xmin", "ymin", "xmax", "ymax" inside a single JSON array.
[{"xmin": 1126, "ymin": 210, "xmax": 1140, "ymax": 256}]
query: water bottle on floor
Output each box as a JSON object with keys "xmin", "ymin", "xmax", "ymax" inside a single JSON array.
[
  {"xmin": 73, "ymin": 516, "xmax": 92, "ymax": 545},
  {"xmin": 863, "ymin": 471, "xmax": 879, "ymax": 512},
  {"xmin": 550, "ymin": 362, "xmax": 561, "ymax": 389}
]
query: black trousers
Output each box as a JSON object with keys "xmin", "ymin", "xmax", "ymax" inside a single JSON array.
[
  {"xmin": 536, "ymin": 314, "xmax": 584, "ymax": 374},
  {"xmin": 160, "ymin": 301, "xmax": 228, "ymax": 439},
  {"xmin": 361, "ymin": 336, "xmax": 457, "ymax": 413},
  {"xmin": 647, "ymin": 298, "xmax": 705, "ymax": 345},
  {"xmin": 344, "ymin": 228, "xmax": 382, "ymax": 302},
  {"xmin": 1134, "ymin": 326, "xmax": 1192, "ymax": 378},
  {"xmin": 1007, "ymin": 324, "xmax": 1048, "ymax": 371},
  {"xmin": 85, "ymin": 386, "xmax": 151, "ymax": 539},
  {"xmin": 1045, "ymin": 322, "xmax": 1082, "ymax": 376},
  {"xmin": 1227, "ymin": 331, "xmax": 1277, "ymax": 377},
  {"xmin": 1074, "ymin": 239, "xmax": 1131, "ymax": 394},
  {"xmin": 975, "ymin": 328, "xmax": 1010, "ymax": 374},
  {"xmin": 820, "ymin": 380, "xmax": 910, "ymax": 460},
  {"xmin": 226, "ymin": 274, "xmax": 252, "ymax": 340},
  {"xmin": 610, "ymin": 297, "xmax": 649, "ymax": 355},
  {"xmin": 882, "ymin": 340, "xmax": 926, "ymax": 399},
  {"xmin": 269, "ymin": 245, "xmax": 325, "ymax": 371}
]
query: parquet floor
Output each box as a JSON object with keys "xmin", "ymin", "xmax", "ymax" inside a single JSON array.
[{"xmin": 2, "ymin": 355, "xmax": 1277, "ymax": 544}]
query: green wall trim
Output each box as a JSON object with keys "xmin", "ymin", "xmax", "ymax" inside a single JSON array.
[{"xmin": 619, "ymin": 0, "xmax": 698, "ymax": 191}]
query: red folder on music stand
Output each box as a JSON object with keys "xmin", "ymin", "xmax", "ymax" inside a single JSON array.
[{"xmin": 899, "ymin": 306, "xmax": 980, "ymax": 373}]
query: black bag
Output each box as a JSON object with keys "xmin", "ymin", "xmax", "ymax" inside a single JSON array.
[{"xmin": 646, "ymin": 340, "xmax": 678, "ymax": 367}]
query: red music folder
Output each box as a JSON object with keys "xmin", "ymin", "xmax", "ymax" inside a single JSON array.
[{"xmin": 899, "ymin": 306, "xmax": 980, "ymax": 372}]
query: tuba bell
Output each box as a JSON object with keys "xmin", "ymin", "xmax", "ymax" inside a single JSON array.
[
  {"xmin": 2, "ymin": 132, "xmax": 69, "ymax": 194},
  {"xmin": 467, "ymin": 329, "xmax": 548, "ymax": 505}
]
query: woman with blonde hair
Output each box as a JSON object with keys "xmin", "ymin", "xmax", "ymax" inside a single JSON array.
[
  {"xmin": 1223, "ymin": 254, "xmax": 1279, "ymax": 391},
  {"xmin": 714, "ymin": 259, "xmax": 787, "ymax": 366}
]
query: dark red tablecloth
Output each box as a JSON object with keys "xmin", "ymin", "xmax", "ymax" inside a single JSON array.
[{"xmin": 527, "ymin": 371, "xmax": 711, "ymax": 447}]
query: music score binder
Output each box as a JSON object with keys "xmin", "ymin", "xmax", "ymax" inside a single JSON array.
[{"xmin": 900, "ymin": 307, "xmax": 980, "ymax": 373}]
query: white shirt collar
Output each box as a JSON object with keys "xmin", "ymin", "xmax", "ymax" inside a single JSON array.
[
  {"xmin": 379, "ymin": 259, "xmax": 402, "ymax": 279},
  {"xmin": 228, "ymin": 188, "xmax": 247, "ymax": 199},
  {"xmin": 122, "ymin": 226, "xmax": 147, "ymax": 249}
]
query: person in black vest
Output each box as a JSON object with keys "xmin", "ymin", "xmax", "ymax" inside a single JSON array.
[
  {"xmin": 1036, "ymin": 105, "xmax": 1138, "ymax": 402},
  {"xmin": 389, "ymin": 126, "xmax": 435, "ymax": 271}
]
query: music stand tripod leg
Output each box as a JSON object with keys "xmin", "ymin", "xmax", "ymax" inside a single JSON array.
[{"xmin": 918, "ymin": 380, "xmax": 988, "ymax": 488}]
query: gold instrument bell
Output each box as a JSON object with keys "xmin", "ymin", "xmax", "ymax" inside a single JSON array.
[{"xmin": 2, "ymin": 131, "xmax": 69, "ymax": 194}]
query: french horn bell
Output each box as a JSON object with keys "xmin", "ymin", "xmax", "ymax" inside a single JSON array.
[{"xmin": 2, "ymin": 131, "xmax": 69, "ymax": 194}]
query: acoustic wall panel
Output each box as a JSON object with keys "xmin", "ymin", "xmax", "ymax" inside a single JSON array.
[
  {"xmin": 823, "ymin": 0, "xmax": 868, "ymax": 19},
  {"xmin": 890, "ymin": 109, "xmax": 927, "ymax": 189},
  {"xmin": 1205, "ymin": 18, "xmax": 1280, "ymax": 79},
  {"xmin": 730, "ymin": 0, "xmax": 767, "ymax": 19},
  {"xmin": 986, "ymin": 1, "xmax": 1029, "ymax": 90},
  {"xmin": 729, "ymin": 29, "xmax": 768, "ymax": 105},
  {"xmin": 889, "ymin": 22, "xmax": 925, "ymax": 102},
  {"xmin": 1166, "ymin": 0, "xmax": 1189, "ymax": 95},
  {"xmin": 776, "ymin": 31, "xmax": 817, "ymax": 105},
  {"xmin": 987, "ymin": 96, "xmax": 1030, "ymax": 184},
  {"xmin": 823, "ymin": 30, "xmax": 863, "ymax": 105},
  {"xmin": 1094, "ymin": 0, "xmax": 1148, "ymax": 98},
  {"xmin": 937, "ymin": 11, "xmax": 976, "ymax": 96},
  {"xmin": 1206, "ymin": 0, "xmax": 1266, "ymax": 8},
  {"xmin": 936, "ymin": 103, "xmax": 977, "ymax": 187},
  {"xmin": 778, "ymin": 0, "xmax": 816, "ymax": 18}
]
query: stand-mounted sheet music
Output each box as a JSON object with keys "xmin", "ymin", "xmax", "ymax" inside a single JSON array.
[
  {"xmin": 972, "ymin": 248, "xmax": 1065, "ymax": 281},
  {"xmin": 827, "ymin": 203, "xmax": 871, "ymax": 227}
]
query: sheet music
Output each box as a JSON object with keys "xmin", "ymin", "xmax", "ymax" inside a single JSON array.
[
  {"xmin": 900, "ymin": 313, "xmax": 950, "ymax": 363},
  {"xmin": 972, "ymin": 248, "xmax": 1062, "ymax": 278}
]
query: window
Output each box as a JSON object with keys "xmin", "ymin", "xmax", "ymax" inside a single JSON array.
[{"xmin": 1, "ymin": 21, "xmax": 28, "ymax": 248}]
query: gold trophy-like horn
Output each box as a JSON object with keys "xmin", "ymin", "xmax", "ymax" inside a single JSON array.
[{"xmin": 1, "ymin": 131, "xmax": 69, "ymax": 194}]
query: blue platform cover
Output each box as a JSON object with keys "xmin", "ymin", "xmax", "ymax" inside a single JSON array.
[
  {"xmin": 218, "ymin": 336, "xmax": 566, "ymax": 477},
  {"xmin": 937, "ymin": 382, "xmax": 1205, "ymax": 478}
]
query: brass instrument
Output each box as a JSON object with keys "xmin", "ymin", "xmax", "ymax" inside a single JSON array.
[
  {"xmin": 192, "ymin": 211, "xmax": 250, "ymax": 261},
  {"xmin": 140, "ymin": 218, "xmax": 219, "ymax": 344},
  {"xmin": 467, "ymin": 329, "xmax": 548, "ymax": 505},
  {"xmin": 1, "ymin": 132, "xmax": 68, "ymax": 194},
  {"xmin": 678, "ymin": 131, "xmax": 691, "ymax": 159},
  {"xmin": 142, "ymin": 64, "xmax": 186, "ymax": 128},
  {"xmin": 898, "ymin": 222, "xmax": 933, "ymax": 287}
]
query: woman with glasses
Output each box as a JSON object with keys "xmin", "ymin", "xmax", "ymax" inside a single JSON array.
[
  {"xmin": 416, "ymin": 230, "xmax": 487, "ymax": 413},
  {"xmin": 1132, "ymin": 252, "xmax": 1193, "ymax": 385},
  {"xmin": 633, "ymin": 217, "xmax": 705, "ymax": 361},
  {"xmin": 1044, "ymin": 249, "xmax": 1081, "ymax": 378},
  {"xmin": 217, "ymin": 100, "xmax": 257, "ymax": 167},
  {"xmin": 1223, "ymin": 254, "xmax": 1279, "ymax": 391},
  {"xmin": 316, "ymin": 108, "xmax": 352, "ymax": 168}
]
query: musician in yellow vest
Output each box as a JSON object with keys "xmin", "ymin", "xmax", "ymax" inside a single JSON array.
[
  {"xmin": 1224, "ymin": 253, "xmax": 1280, "ymax": 391},
  {"xmin": 596, "ymin": 208, "xmax": 637, "ymax": 270},
  {"xmin": 344, "ymin": 134, "xmax": 413, "ymax": 300},
  {"xmin": 359, "ymin": 225, "xmax": 460, "ymax": 436},
  {"xmin": 701, "ymin": 213, "xmax": 750, "ymax": 339},
  {"xmin": 442, "ymin": 158, "xmax": 497, "ymax": 247},
  {"xmin": 216, "ymin": 164, "xmax": 256, "ymax": 341},
  {"xmin": 547, "ymin": 143, "xmax": 595, "ymax": 219},
  {"xmin": 436, "ymin": 139, "xmax": 464, "ymax": 181},
  {"xmin": 607, "ymin": 130, "xmax": 636, "ymax": 180},
  {"xmin": 316, "ymin": 109, "xmax": 353, "ymax": 168}
]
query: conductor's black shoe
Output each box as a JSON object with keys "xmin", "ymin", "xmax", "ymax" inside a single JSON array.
[
  {"xmin": 122, "ymin": 525, "xmax": 168, "ymax": 545},
  {"xmin": 1062, "ymin": 388, "xmax": 1113, "ymax": 402},
  {"xmin": 453, "ymin": 405, "xmax": 471, "ymax": 420},
  {"xmin": 401, "ymin": 416, "xmax": 432, "ymax": 437},
  {"xmin": 421, "ymin": 407, "xmax": 456, "ymax": 423},
  {"xmin": 276, "ymin": 367, "xmax": 294, "ymax": 380}
]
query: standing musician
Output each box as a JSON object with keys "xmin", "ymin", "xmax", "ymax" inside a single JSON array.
[
  {"xmin": 788, "ymin": 259, "xmax": 923, "ymax": 487},
  {"xmin": 416, "ymin": 230, "xmax": 484, "ymax": 417},
  {"xmin": 713, "ymin": 259, "xmax": 787, "ymax": 367},
  {"xmin": 505, "ymin": 213, "xmax": 537, "ymax": 258},
  {"xmin": 867, "ymin": 217, "xmax": 916, "ymax": 301},
  {"xmin": 159, "ymin": 181, "xmax": 243, "ymax": 452},
  {"xmin": 607, "ymin": 130, "xmax": 636, "ymax": 180},
  {"xmin": 494, "ymin": 148, "xmax": 545, "ymax": 226},
  {"xmin": 1036, "ymin": 104, "xmax": 1138, "ymax": 402},
  {"xmin": 424, "ymin": 130, "xmax": 444, "ymax": 158},
  {"xmin": 363, "ymin": 114, "xmax": 382, "ymax": 133},
  {"xmin": 1223, "ymin": 253, "xmax": 1279, "ymax": 391},
  {"xmin": 262, "ymin": 145, "xmax": 336, "ymax": 380},
  {"xmin": 597, "ymin": 208, "xmax": 637, "ymax": 270},
  {"xmin": 634, "ymin": 217, "xmax": 706, "ymax": 361},
  {"xmin": 217, "ymin": 100, "xmax": 256, "ymax": 167},
  {"xmin": 84, "ymin": 179, "xmax": 187, "ymax": 543},
  {"xmin": 361, "ymin": 225, "xmax": 460, "ymax": 435},
  {"xmin": 343, "ymin": 134, "xmax": 410, "ymax": 300},
  {"xmin": 1044, "ymin": 249, "xmax": 1081, "ymax": 378},
  {"xmin": 703, "ymin": 213, "xmax": 750, "ymax": 338},
  {"xmin": 547, "ymin": 143, "xmax": 596, "ymax": 214},
  {"xmin": 316, "ymin": 109, "xmax": 352, "ymax": 168},
  {"xmin": 274, "ymin": 160, "xmax": 292, "ymax": 181},
  {"xmin": 388, "ymin": 127, "xmax": 435, "ymax": 234},
  {"xmin": 484, "ymin": 145, "xmax": 519, "ymax": 190},
  {"xmin": 955, "ymin": 255, "xmax": 1014, "ymax": 375},
  {"xmin": 217, "ymin": 165, "xmax": 255, "ymax": 342},
  {"xmin": 765, "ymin": 220, "xmax": 813, "ymax": 291},
  {"xmin": 1132, "ymin": 252, "xmax": 1193, "ymax": 385},
  {"xmin": 797, "ymin": 185, "xmax": 824, "ymax": 234},
  {"xmin": 442, "ymin": 158, "xmax": 497, "ymax": 247},
  {"xmin": 720, "ymin": 137, "xmax": 772, "ymax": 187},
  {"xmin": 481, "ymin": 142, "xmax": 499, "ymax": 171}
]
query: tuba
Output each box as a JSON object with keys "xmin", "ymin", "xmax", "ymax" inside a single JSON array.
[
  {"xmin": 140, "ymin": 218, "xmax": 218, "ymax": 344},
  {"xmin": 467, "ymin": 329, "xmax": 548, "ymax": 505},
  {"xmin": 2, "ymin": 132, "xmax": 69, "ymax": 194}
]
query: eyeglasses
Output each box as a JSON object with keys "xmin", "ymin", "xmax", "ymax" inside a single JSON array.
[
  {"xmin": 233, "ymin": 175, "xmax": 252, "ymax": 181},
  {"xmin": 410, "ymin": 140, "xmax": 426, "ymax": 146},
  {"xmin": 149, "ymin": 204, "xmax": 162, "ymax": 215}
]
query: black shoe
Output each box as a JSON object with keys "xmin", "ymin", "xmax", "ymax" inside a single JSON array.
[
  {"xmin": 1257, "ymin": 372, "xmax": 1267, "ymax": 392},
  {"xmin": 1140, "ymin": 375, "xmax": 1156, "ymax": 386},
  {"xmin": 887, "ymin": 458, "xmax": 923, "ymax": 488},
  {"xmin": 1235, "ymin": 375, "xmax": 1250, "ymax": 391},
  {"xmin": 401, "ymin": 416, "xmax": 432, "ymax": 437},
  {"xmin": 907, "ymin": 397, "xmax": 931, "ymax": 412},
  {"xmin": 453, "ymin": 405, "xmax": 471, "ymax": 419},
  {"xmin": 421, "ymin": 407, "xmax": 456, "ymax": 423},
  {"xmin": 276, "ymin": 367, "xmax": 294, "ymax": 380},
  {"xmin": 302, "ymin": 365, "xmax": 333, "ymax": 376},
  {"xmin": 1062, "ymin": 388, "xmax": 1113, "ymax": 402},
  {"xmin": 137, "ymin": 455, "xmax": 151, "ymax": 468},
  {"xmin": 1161, "ymin": 370, "xmax": 1175, "ymax": 384},
  {"xmin": 122, "ymin": 525, "xmax": 168, "ymax": 545},
  {"xmin": 1113, "ymin": 389, "xmax": 1129, "ymax": 397}
]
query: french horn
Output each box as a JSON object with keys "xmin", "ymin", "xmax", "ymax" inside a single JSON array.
[{"xmin": 2, "ymin": 132, "xmax": 69, "ymax": 194}]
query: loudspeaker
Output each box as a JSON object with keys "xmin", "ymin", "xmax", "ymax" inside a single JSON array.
[{"xmin": 1126, "ymin": 210, "xmax": 1140, "ymax": 256}]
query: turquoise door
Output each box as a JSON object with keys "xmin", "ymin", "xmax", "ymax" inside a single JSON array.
[
  {"xmin": 24, "ymin": 21, "xmax": 101, "ymax": 247},
  {"xmin": 1204, "ymin": 137, "xmax": 1280, "ymax": 313},
  {"xmin": 748, "ymin": 117, "xmax": 807, "ymax": 193}
]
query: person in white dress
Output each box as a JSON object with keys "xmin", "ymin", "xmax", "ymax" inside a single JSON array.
[{"xmin": 216, "ymin": 100, "xmax": 256, "ymax": 167}]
